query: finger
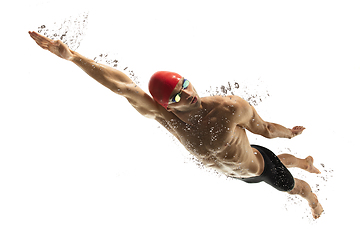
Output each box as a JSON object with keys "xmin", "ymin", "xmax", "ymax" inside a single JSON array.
[
  {"xmin": 34, "ymin": 39, "xmax": 49, "ymax": 50},
  {"xmin": 29, "ymin": 31, "xmax": 51, "ymax": 50},
  {"xmin": 29, "ymin": 31, "xmax": 40, "ymax": 39},
  {"xmin": 29, "ymin": 31, "xmax": 39, "ymax": 41},
  {"xmin": 29, "ymin": 32, "xmax": 45, "ymax": 45},
  {"xmin": 30, "ymin": 31, "xmax": 52, "ymax": 44}
]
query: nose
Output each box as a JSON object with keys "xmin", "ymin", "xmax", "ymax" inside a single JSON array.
[{"xmin": 183, "ymin": 88, "xmax": 192, "ymax": 100}]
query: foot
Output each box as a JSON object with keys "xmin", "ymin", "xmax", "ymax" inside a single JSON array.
[
  {"xmin": 310, "ymin": 201, "xmax": 324, "ymax": 219},
  {"xmin": 305, "ymin": 156, "xmax": 321, "ymax": 174}
]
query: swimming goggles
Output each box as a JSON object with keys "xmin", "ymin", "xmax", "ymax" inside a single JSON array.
[{"xmin": 169, "ymin": 79, "xmax": 190, "ymax": 104}]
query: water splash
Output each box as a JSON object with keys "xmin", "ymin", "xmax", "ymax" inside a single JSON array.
[
  {"xmin": 37, "ymin": 12, "xmax": 139, "ymax": 86},
  {"xmin": 284, "ymin": 160, "xmax": 334, "ymax": 222},
  {"xmin": 204, "ymin": 77, "xmax": 270, "ymax": 106},
  {"xmin": 93, "ymin": 52, "xmax": 139, "ymax": 85},
  {"xmin": 37, "ymin": 12, "xmax": 89, "ymax": 51}
]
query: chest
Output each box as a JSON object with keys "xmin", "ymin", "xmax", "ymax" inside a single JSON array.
[{"xmin": 167, "ymin": 113, "xmax": 236, "ymax": 157}]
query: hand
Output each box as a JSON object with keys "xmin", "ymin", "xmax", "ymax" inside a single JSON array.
[
  {"xmin": 29, "ymin": 31, "xmax": 74, "ymax": 60},
  {"xmin": 289, "ymin": 126, "xmax": 306, "ymax": 138}
]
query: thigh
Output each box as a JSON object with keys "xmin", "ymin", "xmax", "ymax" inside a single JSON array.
[{"xmin": 252, "ymin": 145, "xmax": 295, "ymax": 192}]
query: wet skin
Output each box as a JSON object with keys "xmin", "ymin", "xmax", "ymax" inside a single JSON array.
[{"xmin": 29, "ymin": 31, "xmax": 323, "ymax": 219}]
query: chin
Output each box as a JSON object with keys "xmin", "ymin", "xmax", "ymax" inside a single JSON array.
[{"xmin": 193, "ymin": 100, "xmax": 201, "ymax": 108}]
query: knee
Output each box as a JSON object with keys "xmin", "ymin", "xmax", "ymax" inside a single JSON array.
[
  {"xmin": 288, "ymin": 180, "xmax": 299, "ymax": 195},
  {"xmin": 288, "ymin": 187, "xmax": 300, "ymax": 195},
  {"xmin": 288, "ymin": 178, "xmax": 310, "ymax": 196}
]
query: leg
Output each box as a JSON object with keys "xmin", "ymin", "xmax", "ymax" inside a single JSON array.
[
  {"xmin": 288, "ymin": 178, "xmax": 324, "ymax": 219},
  {"xmin": 277, "ymin": 154, "xmax": 321, "ymax": 174}
]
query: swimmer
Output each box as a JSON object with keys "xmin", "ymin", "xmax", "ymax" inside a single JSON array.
[{"xmin": 29, "ymin": 31, "xmax": 323, "ymax": 219}]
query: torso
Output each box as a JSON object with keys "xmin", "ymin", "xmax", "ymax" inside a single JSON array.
[{"xmin": 156, "ymin": 96, "xmax": 264, "ymax": 178}]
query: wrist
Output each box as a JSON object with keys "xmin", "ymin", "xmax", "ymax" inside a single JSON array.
[
  {"xmin": 69, "ymin": 50, "xmax": 79, "ymax": 62},
  {"xmin": 70, "ymin": 51, "xmax": 91, "ymax": 66},
  {"xmin": 288, "ymin": 128, "xmax": 294, "ymax": 139}
]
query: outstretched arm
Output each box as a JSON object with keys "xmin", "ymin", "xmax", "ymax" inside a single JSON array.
[
  {"xmin": 248, "ymin": 106, "xmax": 305, "ymax": 139},
  {"xmin": 231, "ymin": 96, "xmax": 305, "ymax": 139},
  {"xmin": 29, "ymin": 31, "xmax": 161, "ymax": 119}
]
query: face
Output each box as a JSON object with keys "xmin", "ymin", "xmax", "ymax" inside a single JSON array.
[{"xmin": 167, "ymin": 78, "xmax": 201, "ymax": 112}]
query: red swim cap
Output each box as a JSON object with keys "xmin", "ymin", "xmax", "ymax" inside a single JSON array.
[{"xmin": 149, "ymin": 71, "xmax": 182, "ymax": 109}]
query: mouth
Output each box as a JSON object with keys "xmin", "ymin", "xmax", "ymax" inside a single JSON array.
[{"xmin": 191, "ymin": 96, "xmax": 198, "ymax": 104}]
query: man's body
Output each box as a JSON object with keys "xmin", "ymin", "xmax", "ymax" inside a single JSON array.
[{"xmin": 29, "ymin": 31, "xmax": 323, "ymax": 219}]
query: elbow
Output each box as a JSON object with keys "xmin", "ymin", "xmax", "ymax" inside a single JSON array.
[{"xmin": 263, "ymin": 123, "xmax": 275, "ymax": 139}]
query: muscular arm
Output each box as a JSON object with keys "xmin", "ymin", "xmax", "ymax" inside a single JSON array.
[
  {"xmin": 71, "ymin": 51, "xmax": 132, "ymax": 92},
  {"xmin": 230, "ymin": 96, "xmax": 305, "ymax": 139},
  {"xmin": 29, "ymin": 31, "xmax": 162, "ymax": 119},
  {"xmin": 245, "ymin": 105, "xmax": 294, "ymax": 139},
  {"xmin": 70, "ymin": 51, "xmax": 159, "ymax": 118}
]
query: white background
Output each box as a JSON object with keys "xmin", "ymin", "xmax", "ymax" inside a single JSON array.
[{"xmin": 1, "ymin": 0, "xmax": 359, "ymax": 239}]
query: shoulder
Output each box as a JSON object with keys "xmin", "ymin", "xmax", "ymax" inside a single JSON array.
[
  {"xmin": 118, "ymin": 82, "xmax": 172, "ymax": 120},
  {"xmin": 201, "ymin": 95, "xmax": 244, "ymax": 107},
  {"xmin": 226, "ymin": 95, "xmax": 250, "ymax": 107},
  {"xmin": 220, "ymin": 95, "xmax": 254, "ymax": 125},
  {"xmin": 200, "ymin": 95, "xmax": 251, "ymax": 122},
  {"xmin": 201, "ymin": 95, "xmax": 251, "ymax": 112},
  {"xmin": 213, "ymin": 95, "xmax": 251, "ymax": 112}
]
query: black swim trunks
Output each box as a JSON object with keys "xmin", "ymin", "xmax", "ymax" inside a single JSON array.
[{"xmin": 234, "ymin": 145, "xmax": 295, "ymax": 192}]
